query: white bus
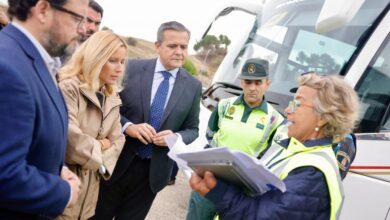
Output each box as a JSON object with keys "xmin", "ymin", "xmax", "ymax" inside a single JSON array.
[{"xmin": 194, "ymin": 0, "xmax": 390, "ymax": 219}]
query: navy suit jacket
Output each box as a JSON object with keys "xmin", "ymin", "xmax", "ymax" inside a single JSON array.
[
  {"xmin": 110, "ymin": 59, "xmax": 202, "ymax": 193},
  {"xmin": 0, "ymin": 25, "xmax": 70, "ymax": 219}
]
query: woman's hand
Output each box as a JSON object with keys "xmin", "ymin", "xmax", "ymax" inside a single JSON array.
[
  {"xmin": 99, "ymin": 138, "xmax": 111, "ymax": 151},
  {"xmin": 189, "ymin": 171, "xmax": 217, "ymax": 196}
]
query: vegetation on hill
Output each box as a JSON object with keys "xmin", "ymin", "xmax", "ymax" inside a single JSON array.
[
  {"xmin": 182, "ymin": 59, "xmax": 197, "ymax": 76},
  {"xmin": 193, "ymin": 34, "xmax": 231, "ymax": 57}
]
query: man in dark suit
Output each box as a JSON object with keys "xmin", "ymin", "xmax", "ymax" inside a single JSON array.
[
  {"xmin": 95, "ymin": 21, "xmax": 202, "ymax": 220},
  {"xmin": 80, "ymin": 0, "xmax": 103, "ymax": 42},
  {"xmin": 0, "ymin": 0, "xmax": 88, "ymax": 218}
]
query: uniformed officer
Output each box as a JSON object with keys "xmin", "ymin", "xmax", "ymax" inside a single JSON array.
[{"xmin": 186, "ymin": 58, "xmax": 284, "ymax": 220}]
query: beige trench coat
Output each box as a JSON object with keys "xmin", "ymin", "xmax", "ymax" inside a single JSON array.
[{"xmin": 57, "ymin": 76, "xmax": 125, "ymax": 220}]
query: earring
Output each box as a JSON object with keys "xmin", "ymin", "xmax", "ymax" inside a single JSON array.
[{"xmin": 315, "ymin": 127, "xmax": 319, "ymax": 132}]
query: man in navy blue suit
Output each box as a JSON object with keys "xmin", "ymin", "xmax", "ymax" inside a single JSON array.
[
  {"xmin": 94, "ymin": 21, "xmax": 202, "ymax": 220},
  {"xmin": 0, "ymin": 0, "xmax": 88, "ymax": 219}
]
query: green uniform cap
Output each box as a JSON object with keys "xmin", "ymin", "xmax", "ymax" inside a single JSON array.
[{"xmin": 239, "ymin": 58, "xmax": 269, "ymax": 80}]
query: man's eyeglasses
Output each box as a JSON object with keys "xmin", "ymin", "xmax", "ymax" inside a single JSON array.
[
  {"xmin": 50, "ymin": 3, "xmax": 86, "ymax": 28},
  {"xmin": 288, "ymin": 99, "xmax": 314, "ymax": 113}
]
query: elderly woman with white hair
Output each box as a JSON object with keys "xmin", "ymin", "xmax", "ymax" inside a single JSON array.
[{"xmin": 190, "ymin": 73, "xmax": 360, "ymax": 220}]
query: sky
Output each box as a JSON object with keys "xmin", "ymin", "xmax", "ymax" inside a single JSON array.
[
  {"xmin": 96, "ymin": 0, "xmax": 261, "ymax": 55},
  {"xmin": 0, "ymin": 0, "xmax": 241, "ymax": 54},
  {"xmin": 95, "ymin": 0, "xmax": 235, "ymax": 54}
]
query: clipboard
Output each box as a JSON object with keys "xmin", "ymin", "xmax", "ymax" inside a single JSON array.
[
  {"xmin": 174, "ymin": 146, "xmax": 286, "ymax": 195},
  {"xmin": 188, "ymin": 161, "xmax": 259, "ymax": 196}
]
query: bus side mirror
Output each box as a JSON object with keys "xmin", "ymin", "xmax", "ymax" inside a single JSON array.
[{"xmin": 315, "ymin": 0, "xmax": 365, "ymax": 33}]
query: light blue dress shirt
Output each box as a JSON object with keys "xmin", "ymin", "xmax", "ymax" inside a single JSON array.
[{"xmin": 122, "ymin": 58, "xmax": 179, "ymax": 133}]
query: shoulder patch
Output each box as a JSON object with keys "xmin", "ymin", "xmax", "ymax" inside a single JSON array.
[{"xmin": 336, "ymin": 151, "xmax": 351, "ymax": 171}]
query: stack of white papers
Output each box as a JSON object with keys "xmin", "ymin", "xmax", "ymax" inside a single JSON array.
[{"xmin": 165, "ymin": 135, "xmax": 286, "ymax": 195}]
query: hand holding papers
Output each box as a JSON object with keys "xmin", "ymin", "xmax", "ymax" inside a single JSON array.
[
  {"xmin": 165, "ymin": 135, "xmax": 286, "ymax": 196},
  {"xmin": 165, "ymin": 134, "xmax": 193, "ymax": 173}
]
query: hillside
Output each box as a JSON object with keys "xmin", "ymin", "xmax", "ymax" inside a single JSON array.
[{"xmin": 124, "ymin": 36, "xmax": 220, "ymax": 87}]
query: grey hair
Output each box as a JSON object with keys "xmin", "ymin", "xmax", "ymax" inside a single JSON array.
[
  {"xmin": 157, "ymin": 21, "xmax": 190, "ymax": 42},
  {"xmin": 298, "ymin": 73, "xmax": 360, "ymax": 143}
]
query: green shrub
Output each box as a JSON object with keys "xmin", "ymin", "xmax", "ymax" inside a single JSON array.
[
  {"xmin": 126, "ymin": 37, "xmax": 137, "ymax": 46},
  {"xmin": 182, "ymin": 59, "xmax": 197, "ymax": 76},
  {"xmin": 101, "ymin": 26, "xmax": 112, "ymax": 31}
]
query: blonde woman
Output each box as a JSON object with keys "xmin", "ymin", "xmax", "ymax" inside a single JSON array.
[
  {"xmin": 190, "ymin": 73, "xmax": 360, "ymax": 220},
  {"xmin": 57, "ymin": 30, "xmax": 128, "ymax": 219}
]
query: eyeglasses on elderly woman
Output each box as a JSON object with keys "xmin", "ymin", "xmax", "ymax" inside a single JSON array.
[{"xmin": 288, "ymin": 99, "xmax": 314, "ymax": 113}]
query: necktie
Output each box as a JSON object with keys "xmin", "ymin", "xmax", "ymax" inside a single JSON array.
[{"xmin": 138, "ymin": 71, "xmax": 171, "ymax": 159}]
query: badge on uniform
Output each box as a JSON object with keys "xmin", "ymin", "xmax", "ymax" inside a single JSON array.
[
  {"xmin": 337, "ymin": 151, "xmax": 351, "ymax": 171},
  {"xmin": 248, "ymin": 64, "xmax": 256, "ymax": 74},
  {"xmin": 259, "ymin": 116, "xmax": 265, "ymax": 124},
  {"xmin": 224, "ymin": 115, "xmax": 233, "ymax": 120},
  {"xmin": 256, "ymin": 123, "xmax": 264, "ymax": 130},
  {"xmin": 270, "ymin": 116, "xmax": 275, "ymax": 123},
  {"xmin": 227, "ymin": 106, "xmax": 235, "ymax": 116}
]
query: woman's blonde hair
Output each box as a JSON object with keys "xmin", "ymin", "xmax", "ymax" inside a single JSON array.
[
  {"xmin": 59, "ymin": 30, "xmax": 128, "ymax": 96},
  {"xmin": 298, "ymin": 73, "xmax": 360, "ymax": 142}
]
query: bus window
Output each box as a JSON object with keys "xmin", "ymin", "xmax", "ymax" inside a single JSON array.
[
  {"xmin": 197, "ymin": 10, "xmax": 255, "ymax": 76},
  {"xmin": 287, "ymin": 30, "xmax": 356, "ymax": 77},
  {"xmin": 356, "ymin": 34, "xmax": 390, "ymax": 133}
]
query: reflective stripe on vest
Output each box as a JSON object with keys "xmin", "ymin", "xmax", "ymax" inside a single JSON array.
[
  {"xmin": 264, "ymin": 138, "xmax": 344, "ymax": 220},
  {"xmin": 212, "ymin": 97, "xmax": 282, "ymax": 157}
]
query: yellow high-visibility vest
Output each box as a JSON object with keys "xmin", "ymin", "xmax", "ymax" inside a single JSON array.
[
  {"xmin": 211, "ymin": 97, "xmax": 283, "ymax": 157},
  {"xmin": 263, "ymin": 137, "xmax": 344, "ymax": 220}
]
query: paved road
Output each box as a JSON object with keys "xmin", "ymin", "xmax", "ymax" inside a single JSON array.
[
  {"xmin": 146, "ymin": 129, "xmax": 208, "ymax": 220},
  {"xmin": 146, "ymin": 170, "xmax": 191, "ymax": 220}
]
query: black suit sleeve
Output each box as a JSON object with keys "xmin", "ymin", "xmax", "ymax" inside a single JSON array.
[
  {"xmin": 120, "ymin": 114, "xmax": 130, "ymax": 126},
  {"xmin": 177, "ymin": 82, "xmax": 202, "ymax": 144}
]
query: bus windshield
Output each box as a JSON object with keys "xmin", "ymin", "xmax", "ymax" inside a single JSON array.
[{"xmin": 209, "ymin": 0, "xmax": 388, "ymax": 112}]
